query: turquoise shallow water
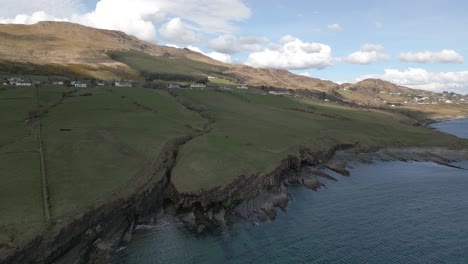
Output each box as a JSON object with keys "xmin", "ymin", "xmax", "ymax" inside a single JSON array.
[{"xmin": 113, "ymin": 119, "xmax": 468, "ymax": 264}]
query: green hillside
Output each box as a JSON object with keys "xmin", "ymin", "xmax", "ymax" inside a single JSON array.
[
  {"xmin": 0, "ymin": 85, "xmax": 204, "ymax": 246},
  {"xmin": 107, "ymin": 50, "xmax": 230, "ymax": 83},
  {"xmin": 1, "ymin": 84, "xmax": 466, "ymax": 247},
  {"xmin": 170, "ymin": 89, "xmax": 467, "ymax": 193}
]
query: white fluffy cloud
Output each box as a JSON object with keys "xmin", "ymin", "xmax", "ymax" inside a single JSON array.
[
  {"xmin": 0, "ymin": 11, "xmax": 67, "ymax": 24},
  {"xmin": 327, "ymin": 23, "xmax": 343, "ymax": 31},
  {"xmin": 207, "ymin": 34, "xmax": 268, "ymax": 54},
  {"xmin": 0, "ymin": 0, "xmax": 251, "ymax": 43},
  {"xmin": 299, "ymin": 72, "xmax": 312, "ymax": 77},
  {"xmin": 399, "ymin": 49, "xmax": 464, "ymax": 64},
  {"xmin": 341, "ymin": 44, "xmax": 389, "ymax": 64},
  {"xmin": 206, "ymin": 52, "xmax": 232, "ymax": 63},
  {"xmin": 246, "ymin": 35, "xmax": 332, "ymax": 70},
  {"xmin": 159, "ymin": 17, "xmax": 202, "ymax": 44},
  {"xmin": 187, "ymin": 46, "xmax": 232, "ymax": 63},
  {"xmin": 71, "ymin": 0, "xmax": 163, "ymax": 42},
  {"xmin": 358, "ymin": 68, "xmax": 468, "ymax": 94}
]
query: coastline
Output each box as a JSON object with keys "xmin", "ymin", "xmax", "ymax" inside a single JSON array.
[
  {"xmin": 2, "ymin": 121, "xmax": 468, "ymax": 264},
  {"xmin": 420, "ymin": 115, "xmax": 468, "ymax": 126}
]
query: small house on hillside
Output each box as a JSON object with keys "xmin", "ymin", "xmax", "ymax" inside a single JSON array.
[
  {"xmin": 115, "ymin": 81, "xmax": 132, "ymax": 87},
  {"xmin": 15, "ymin": 80, "xmax": 32, "ymax": 86},
  {"xmin": 7, "ymin": 77, "xmax": 32, "ymax": 86},
  {"xmin": 74, "ymin": 81, "xmax": 88, "ymax": 88},
  {"xmin": 269, "ymin": 91, "xmax": 290, "ymax": 96},
  {"xmin": 190, "ymin": 83, "xmax": 206, "ymax": 88},
  {"xmin": 168, "ymin": 83, "xmax": 181, "ymax": 89}
]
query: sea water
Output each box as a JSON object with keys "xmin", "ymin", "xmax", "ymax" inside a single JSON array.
[{"xmin": 113, "ymin": 119, "xmax": 468, "ymax": 264}]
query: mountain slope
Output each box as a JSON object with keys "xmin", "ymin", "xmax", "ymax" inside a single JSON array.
[
  {"xmin": 338, "ymin": 79, "xmax": 443, "ymax": 106},
  {"xmin": 0, "ymin": 21, "xmax": 222, "ymax": 66},
  {"xmin": 1, "ymin": 21, "xmax": 466, "ymax": 107},
  {"xmin": 0, "ymin": 21, "xmax": 336, "ymax": 90},
  {"xmin": 225, "ymin": 64, "xmax": 338, "ymax": 91}
]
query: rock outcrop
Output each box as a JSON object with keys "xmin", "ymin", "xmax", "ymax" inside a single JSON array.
[{"xmin": 2, "ymin": 143, "xmax": 467, "ymax": 264}]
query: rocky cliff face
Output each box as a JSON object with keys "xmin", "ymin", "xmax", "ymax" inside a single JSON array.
[
  {"xmin": 0, "ymin": 133, "xmax": 191, "ymax": 264},
  {"xmin": 0, "ymin": 138, "xmax": 352, "ymax": 264},
  {"xmin": 2, "ymin": 140, "xmax": 467, "ymax": 264}
]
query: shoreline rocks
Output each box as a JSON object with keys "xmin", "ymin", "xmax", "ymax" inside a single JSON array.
[{"xmin": 1, "ymin": 145, "xmax": 468, "ymax": 264}]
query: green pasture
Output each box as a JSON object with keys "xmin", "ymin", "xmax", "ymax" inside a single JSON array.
[
  {"xmin": 108, "ymin": 51, "xmax": 228, "ymax": 82},
  {"xmin": 0, "ymin": 85, "xmax": 203, "ymax": 246},
  {"xmin": 1, "ymin": 85, "xmax": 466, "ymax": 246},
  {"xmin": 171, "ymin": 89, "xmax": 467, "ymax": 193}
]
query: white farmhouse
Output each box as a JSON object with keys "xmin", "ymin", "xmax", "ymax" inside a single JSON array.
[
  {"xmin": 168, "ymin": 83, "xmax": 181, "ymax": 89},
  {"xmin": 74, "ymin": 82, "xmax": 87, "ymax": 88},
  {"xmin": 115, "ymin": 81, "xmax": 132, "ymax": 87},
  {"xmin": 7, "ymin": 77, "xmax": 32, "ymax": 86},
  {"xmin": 15, "ymin": 81, "xmax": 32, "ymax": 86},
  {"xmin": 269, "ymin": 91, "xmax": 290, "ymax": 95},
  {"xmin": 190, "ymin": 83, "xmax": 206, "ymax": 88}
]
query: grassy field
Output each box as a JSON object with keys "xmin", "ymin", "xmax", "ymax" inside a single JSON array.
[
  {"xmin": 108, "ymin": 51, "xmax": 228, "ymax": 82},
  {"xmin": 208, "ymin": 77, "xmax": 238, "ymax": 86},
  {"xmin": 171, "ymin": 89, "xmax": 468, "ymax": 193},
  {"xmin": 398, "ymin": 104, "xmax": 468, "ymax": 122},
  {"xmin": 1, "ymin": 85, "xmax": 467, "ymax": 247},
  {"xmin": 0, "ymin": 87, "xmax": 44, "ymax": 245},
  {"xmin": 0, "ymin": 85, "xmax": 204, "ymax": 246}
]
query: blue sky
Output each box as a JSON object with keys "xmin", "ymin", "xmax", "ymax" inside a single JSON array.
[{"xmin": 1, "ymin": 0, "xmax": 468, "ymax": 93}]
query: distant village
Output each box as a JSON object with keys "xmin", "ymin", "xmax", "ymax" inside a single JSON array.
[
  {"xmin": 338, "ymin": 85, "xmax": 468, "ymax": 106},
  {"xmin": 1, "ymin": 75, "xmax": 253, "ymax": 92},
  {"xmin": 3, "ymin": 75, "xmax": 467, "ymax": 106},
  {"xmin": 2, "ymin": 76, "xmax": 135, "ymax": 88}
]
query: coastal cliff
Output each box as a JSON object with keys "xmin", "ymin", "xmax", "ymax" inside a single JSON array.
[
  {"xmin": 0, "ymin": 141, "xmax": 353, "ymax": 263},
  {"xmin": 2, "ymin": 141, "xmax": 467, "ymax": 264}
]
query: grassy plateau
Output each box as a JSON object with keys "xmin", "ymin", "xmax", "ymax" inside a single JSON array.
[{"xmin": 0, "ymin": 84, "xmax": 467, "ymax": 247}]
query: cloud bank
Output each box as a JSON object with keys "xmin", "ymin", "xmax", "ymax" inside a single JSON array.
[
  {"xmin": 207, "ymin": 34, "xmax": 268, "ymax": 54},
  {"xmin": 399, "ymin": 49, "xmax": 464, "ymax": 64},
  {"xmin": 159, "ymin": 17, "xmax": 202, "ymax": 44},
  {"xmin": 246, "ymin": 35, "xmax": 332, "ymax": 70},
  {"xmin": 0, "ymin": 0, "xmax": 251, "ymax": 43},
  {"xmin": 341, "ymin": 44, "xmax": 389, "ymax": 64},
  {"xmin": 186, "ymin": 46, "xmax": 232, "ymax": 63}
]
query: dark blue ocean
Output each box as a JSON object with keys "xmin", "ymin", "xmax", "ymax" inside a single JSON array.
[{"xmin": 113, "ymin": 119, "xmax": 468, "ymax": 264}]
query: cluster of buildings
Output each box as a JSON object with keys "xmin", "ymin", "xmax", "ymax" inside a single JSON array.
[
  {"xmin": 340, "ymin": 85, "xmax": 468, "ymax": 106},
  {"xmin": 2, "ymin": 76, "xmax": 136, "ymax": 89},
  {"xmin": 269, "ymin": 91, "xmax": 290, "ymax": 96},
  {"xmin": 3, "ymin": 77, "xmax": 33, "ymax": 86},
  {"xmin": 3, "ymin": 75, "xmax": 277, "ymax": 98}
]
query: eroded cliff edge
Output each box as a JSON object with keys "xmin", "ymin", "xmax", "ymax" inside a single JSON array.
[{"xmin": 2, "ymin": 140, "xmax": 467, "ymax": 264}]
